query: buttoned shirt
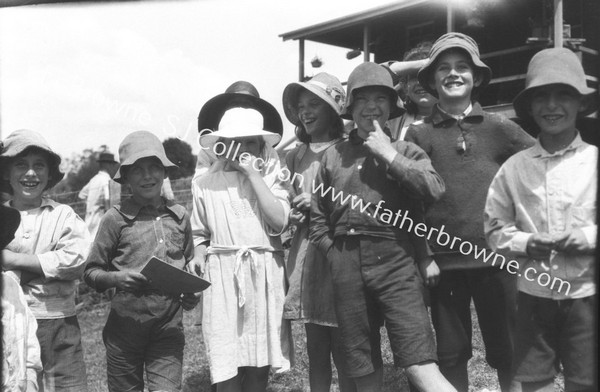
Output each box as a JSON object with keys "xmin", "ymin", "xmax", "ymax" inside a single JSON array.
[
  {"xmin": 485, "ymin": 133, "xmax": 597, "ymax": 299},
  {"xmin": 3, "ymin": 199, "xmax": 91, "ymax": 318},
  {"xmin": 309, "ymin": 128, "xmax": 445, "ymax": 255},
  {"xmin": 84, "ymin": 197, "xmax": 193, "ymax": 292}
]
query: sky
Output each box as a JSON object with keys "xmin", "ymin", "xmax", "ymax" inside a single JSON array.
[{"xmin": 0, "ymin": 0, "xmax": 396, "ymax": 161}]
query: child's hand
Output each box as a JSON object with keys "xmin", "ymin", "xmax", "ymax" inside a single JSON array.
[
  {"xmin": 113, "ymin": 271, "xmax": 148, "ymax": 292},
  {"xmin": 231, "ymin": 154, "xmax": 263, "ymax": 178},
  {"xmin": 364, "ymin": 119, "xmax": 397, "ymax": 164},
  {"xmin": 552, "ymin": 229, "xmax": 593, "ymax": 254},
  {"xmin": 292, "ymin": 193, "xmax": 311, "ymax": 211},
  {"xmin": 289, "ymin": 208, "xmax": 307, "ymax": 225},
  {"xmin": 186, "ymin": 254, "xmax": 206, "ymax": 277},
  {"xmin": 417, "ymin": 257, "xmax": 440, "ymax": 287},
  {"xmin": 180, "ymin": 292, "xmax": 201, "ymax": 311},
  {"xmin": 526, "ymin": 233, "xmax": 555, "ymax": 259}
]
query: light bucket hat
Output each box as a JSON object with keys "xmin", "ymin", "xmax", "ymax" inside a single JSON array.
[
  {"xmin": 417, "ymin": 32, "xmax": 492, "ymax": 97},
  {"xmin": 198, "ymin": 81, "xmax": 283, "ymax": 140},
  {"xmin": 113, "ymin": 131, "xmax": 178, "ymax": 184},
  {"xmin": 341, "ymin": 62, "xmax": 405, "ymax": 120},
  {"xmin": 282, "ymin": 72, "xmax": 346, "ymax": 126},
  {"xmin": 199, "ymin": 107, "xmax": 282, "ymax": 149},
  {"xmin": 0, "ymin": 129, "xmax": 64, "ymax": 193},
  {"xmin": 513, "ymin": 48, "xmax": 597, "ymax": 120}
]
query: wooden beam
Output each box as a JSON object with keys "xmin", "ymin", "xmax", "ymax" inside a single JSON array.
[
  {"xmin": 299, "ymin": 39, "xmax": 305, "ymax": 82},
  {"xmin": 554, "ymin": 0, "xmax": 563, "ymax": 48},
  {"xmin": 363, "ymin": 24, "xmax": 370, "ymax": 61}
]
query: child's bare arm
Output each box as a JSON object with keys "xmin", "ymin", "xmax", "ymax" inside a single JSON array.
[
  {"xmin": 186, "ymin": 243, "xmax": 208, "ymax": 276},
  {"xmin": 232, "ymin": 157, "xmax": 287, "ymax": 232}
]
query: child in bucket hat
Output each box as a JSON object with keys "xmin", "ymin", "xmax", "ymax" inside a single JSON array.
[
  {"xmin": 84, "ymin": 130, "xmax": 202, "ymax": 392},
  {"xmin": 189, "ymin": 105, "xmax": 293, "ymax": 388},
  {"xmin": 1, "ymin": 129, "xmax": 90, "ymax": 391},
  {"xmin": 281, "ymin": 72, "xmax": 355, "ymax": 391},
  {"xmin": 309, "ymin": 62, "xmax": 456, "ymax": 391},
  {"xmin": 405, "ymin": 32, "xmax": 535, "ymax": 392},
  {"xmin": 485, "ymin": 47, "xmax": 597, "ymax": 392}
]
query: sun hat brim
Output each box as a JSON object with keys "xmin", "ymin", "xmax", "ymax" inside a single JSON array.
[
  {"xmin": 198, "ymin": 93, "xmax": 283, "ymax": 137},
  {"xmin": 282, "ymin": 81, "xmax": 343, "ymax": 126},
  {"xmin": 113, "ymin": 151, "xmax": 178, "ymax": 184},
  {"xmin": 200, "ymin": 128, "xmax": 281, "ymax": 150},
  {"xmin": 417, "ymin": 33, "xmax": 492, "ymax": 97}
]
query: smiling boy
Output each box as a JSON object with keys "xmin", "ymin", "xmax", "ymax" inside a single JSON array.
[
  {"xmin": 1, "ymin": 129, "xmax": 90, "ymax": 392},
  {"xmin": 405, "ymin": 32, "xmax": 535, "ymax": 392},
  {"xmin": 310, "ymin": 62, "xmax": 455, "ymax": 392},
  {"xmin": 485, "ymin": 48, "xmax": 597, "ymax": 392}
]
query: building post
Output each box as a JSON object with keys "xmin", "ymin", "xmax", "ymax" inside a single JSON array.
[
  {"xmin": 363, "ymin": 24, "xmax": 370, "ymax": 61},
  {"xmin": 299, "ymin": 38, "xmax": 305, "ymax": 81},
  {"xmin": 554, "ymin": 0, "xmax": 563, "ymax": 48}
]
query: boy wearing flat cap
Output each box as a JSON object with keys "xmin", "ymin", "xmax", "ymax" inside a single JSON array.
[
  {"xmin": 485, "ymin": 48, "xmax": 597, "ymax": 392},
  {"xmin": 310, "ymin": 62, "xmax": 455, "ymax": 392},
  {"xmin": 404, "ymin": 32, "xmax": 535, "ymax": 392}
]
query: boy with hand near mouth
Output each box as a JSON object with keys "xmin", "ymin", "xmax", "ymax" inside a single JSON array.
[
  {"xmin": 485, "ymin": 48, "xmax": 597, "ymax": 392},
  {"xmin": 1, "ymin": 129, "xmax": 90, "ymax": 391},
  {"xmin": 405, "ymin": 32, "xmax": 535, "ymax": 392},
  {"xmin": 310, "ymin": 62, "xmax": 455, "ymax": 392}
]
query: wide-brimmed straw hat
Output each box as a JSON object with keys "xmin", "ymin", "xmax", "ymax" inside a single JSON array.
[
  {"xmin": 197, "ymin": 81, "xmax": 283, "ymax": 140},
  {"xmin": 417, "ymin": 32, "xmax": 491, "ymax": 97},
  {"xmin": 0, "ymin": 129, "xmax": 64, "ymax": 193},
  {"xmin": 513, "ymin": 48, "xmax": 597, "ymax": 121},
  {"xmin": 282, "ymin": 72, "xmax": 346, "ymax": 126},
  {"xmin": 341, "ymin": 62, "xmax": 405, "ymax": 120},
  {"xmin": 113, "ymin": 131, "xmax": 178, "ymax": 184},
  {"xmin": 199, "ymin": 107, "xmax": 282, "ymax": 149}
]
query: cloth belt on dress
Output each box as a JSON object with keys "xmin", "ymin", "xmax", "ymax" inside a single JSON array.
[{"xmin": 207, "ymin": 244, "xmax": 278, "ymax": 307}]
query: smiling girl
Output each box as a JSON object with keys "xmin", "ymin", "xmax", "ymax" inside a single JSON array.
[
  {"xmin": 1, "ymin": 129, "xmax": 90, "ymax": 392},
  {"xmin": 281, "ymin": 73, "xmax": 355, "ymax": 392}
]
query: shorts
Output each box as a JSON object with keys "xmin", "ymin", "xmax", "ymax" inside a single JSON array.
[
  {"xmin": 103, "ymin": 291, "xmax": 185, "ymax": 392},
  {"xmin": 430, "ymin": 267, "xmax": 516, "ymax": 369},
  {"xmin": 328, "ymin": 235, "xmax": 437, "ymax": 378},
  {"xmin": 36, "ymin": 316, "xmax": 88, "ymax": 392},
  {"xmin": 513, "ymin": 292, "xmax": 595, "ymax": 388}
]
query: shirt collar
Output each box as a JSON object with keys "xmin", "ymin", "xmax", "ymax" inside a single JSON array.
[
  {"xmin": 117, "ymin": 197, "xmax": 186, "ymax": 221},
  {"xmin": 430, "ymin": 102, "xmax": 484, "ymax": 126},
  {"xmin": 4, "ymin": 197, "xmax": 57, "ymax": 211},
  {"xmin": 530, "ymin": 131, "xmax": 585, "ymax": 158}
]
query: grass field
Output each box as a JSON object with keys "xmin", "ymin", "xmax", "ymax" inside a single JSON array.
[{"xmin": 78, "ymin": 294, "xmax": 549, "ymax": 392}]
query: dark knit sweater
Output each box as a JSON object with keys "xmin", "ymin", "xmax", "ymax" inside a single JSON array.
[{"xmin": 405, "ymin": 102, "xmax": 535, "ymax": 270}]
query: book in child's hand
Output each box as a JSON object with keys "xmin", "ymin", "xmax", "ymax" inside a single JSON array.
[{"xmin": 141, "ymin": 257, "xmax": 210, "ymax": 295}]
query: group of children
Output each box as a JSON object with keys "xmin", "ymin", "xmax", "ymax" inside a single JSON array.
[{"xmin": 1, "ymin": 31, "xmax": 596, "ymax": 392}]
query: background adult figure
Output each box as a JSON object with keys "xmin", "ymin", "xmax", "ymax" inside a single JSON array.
[{"xmin": 78, "ymin": 152, "xmax": 120, "ymax": 238}]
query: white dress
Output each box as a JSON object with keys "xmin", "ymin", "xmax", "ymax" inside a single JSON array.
[{"xmin": 191, "ymin": 157, "xmax": 292, "ymax": 384}]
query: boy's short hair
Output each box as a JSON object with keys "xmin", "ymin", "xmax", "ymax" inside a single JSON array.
[
  {"xmin": 417, "ymin": 32, "xmax": 492, "ymax": 98},
  {"xmin": 341, "ymin": 62, "xmax": 405, "ymax": 120},
  {"xmin": 0, "ymin": 129, "xmax": 64, "ymax": 194},
  {"xmin": 513, "ymin": 48, "xmax": 597, "ymax": 122}
]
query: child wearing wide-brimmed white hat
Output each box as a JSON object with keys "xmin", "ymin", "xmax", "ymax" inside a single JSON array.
[
  {"xmin": 189, "ymin": 105, "xmax": 293, "ymax": 390},
  {"xmin": 485, "ymin": 47, "xmax": 597, "ymax": 392}
]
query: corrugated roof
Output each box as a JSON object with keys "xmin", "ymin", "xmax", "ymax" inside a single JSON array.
[{"xmin": 279, "ymin": 0, "xmax": 430, "ymax": 41}]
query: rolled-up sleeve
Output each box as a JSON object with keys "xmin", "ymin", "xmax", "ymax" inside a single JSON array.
[{"xmin": 38, "ymin": 206, "xmax": 91, "ymax": 281}]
